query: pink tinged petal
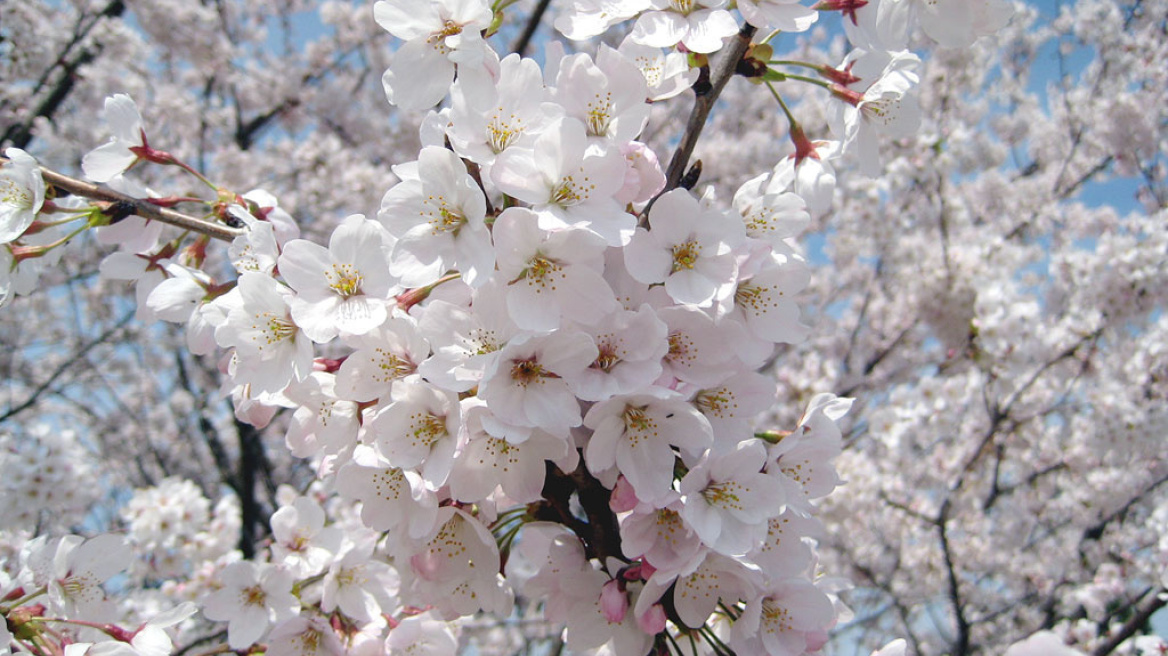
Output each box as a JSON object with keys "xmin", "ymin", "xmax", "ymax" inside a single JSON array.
[
  {"xmin": 610, "ymin": 475, "xmax": 640, "ymax": 512},
  {"xmin": 584, "ymin": 413, "xmax": 623, "ymax": 473},
  {"xmin": 673, "ymin": 569, "xmax": 722, "ymax": 628},
  {"xmin": 507, "ymin": 283, "xmax": 561, "ymax": 332},
  {"xmin": 541, "ymin": 331, "xmax": 600, "ymax": 376},
  {"xmin": 684, "ymin": 496, "xmax": 724, "ymax": 547},
  {"xmin": 373, "ymin": 0, "xmax": 442, "ymax": 39},
  {"xmin": 620, "ymin": 432, "xmax": 675, "ymax": 503},
  {"xmin": 638, "ymin": 602, "xmax": 668, "ymax": 634},
  {"xmin": 335, "ymin": 297, "xmax": 387, "ymax": 336},
  {"xmin": 622, "ymin": 230, "xmax": 672, "ymax": 285},
  {"xmin": 523, "ymin": 380, "xmax": 583, "ymax": 429},
  {"xmin": 665, "ymin": 268, "xmax": 719, "ymax": 306},
  {"xmin": 70, "ymin": 534, "xmax": 131, "ymax": 582},
  {"xmin": 98, "ymin": 252, "xmax": 149, "ymax": 280},
  {"xmin": 600, "ymin": 580, "xmax": 629, "ymax": 622},
  {"xmin": 289, "ymin": 295, "xmax": 343, "ymax": 343},
  {"xmin": 492, "ymin": 149, "xmax": 551, "ymax": 204}
]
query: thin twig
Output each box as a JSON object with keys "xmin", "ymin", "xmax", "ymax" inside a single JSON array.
[{"xmin": 0, "ymin": 311, "xmax": 135, "ymax": 424}]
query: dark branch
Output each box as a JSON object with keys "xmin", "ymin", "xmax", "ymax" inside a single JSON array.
[{"xmin": 510, "ymin": 0, "xmax": 553, "ymax": 57}]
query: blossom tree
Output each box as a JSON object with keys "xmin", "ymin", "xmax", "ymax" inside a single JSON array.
[{"xmin": 0, "ymin": 0, "xmax": 1165, "ymax": 655}]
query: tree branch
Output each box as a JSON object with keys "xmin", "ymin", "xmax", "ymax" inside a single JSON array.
[
  {"xmin": 510, "ymin": 0, "xmax": 552, "ymax": 57},
  {"xmin": 0, "ymin": 311, "xmax": 134, "ymax": 424},
  {"xmin": 660, "ymin": 24, "xmax": 757, "ymax": 195},
  {"xmin": 32, "ymin": 163, "xmax": 244, "ymax": 241},
  {"xmin": 1092, "ymin": 588, "xmax": 1167, "ymax": 656}
]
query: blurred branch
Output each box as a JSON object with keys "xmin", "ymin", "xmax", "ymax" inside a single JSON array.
[
  {"xmin": 0, "ymin": 311, "xmax": 134, "ymax": 424},
  {"xmin": 1092, "ymin": 588, "xmax": 1166, "ymax": 656},
  {"xmin": 510, "ymin": 0, "xmax": 552, "ymax": 57},
  {"xmin": 0, "ymin": 0, "xmax": 126, "ymax": 149}
]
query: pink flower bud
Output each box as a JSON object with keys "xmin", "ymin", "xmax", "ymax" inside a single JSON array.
[
  {"xmin": 600, "ymin": 579, "xmax": 628, "ymax": 623},
  {"xmin": 610, "ymin": 475, "xmax": 641, "ymax": 512}
]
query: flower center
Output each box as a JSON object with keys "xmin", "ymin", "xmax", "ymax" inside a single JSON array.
[
  {"xmin": 735, "ymin": 282, "xmax": 778, "ymax": 313},
  {"xmin": 254, "ymin": 311, "xmax": 297, "ymax": 346},
  {"xmin": 694, "ymin": 387, "xmax": 731, "ymax": 417},
  {"xmin": 242, "ymin": 584, "xmax": 267, "ymax": 608},
  {"xmin": 427, "ymin": 197, "xmax": 466, "ymax": 235},
  {"xmin": 701, "ymin": 480, "xmax": 744, "ymax": 509},
  {"xmin": 374, "ymin": 349, "xmax": 415, "ymax": 382},
  {"xmin": 328, "ymin": 263, "xmax": 363, "ymax": 297},
  {"xmin": 666, "ymin": 331, "xmax": 695, "ymax": 365},
  {"xmin": 513, "ymin": 254, "xmax": 563, "ymax": 291},
  {"xmin": 592, "ymin": 339, "xmax": 621, "ymax": 372},
  {"xmin": 488, "ymin": 113, "xmax": 524, "ymax": 153},
  {"xmin": 671, "ymin": 239, "xmax": 701, "ymax": 272},
  {"xmin": 761, "ymin": 600, "xmax": 793, "ymax": 634},
  {"xmin": 550, "ymin": 174, "xmax": 590, "ymax": 207},
  {"xmin": 586, "ymin": 93, "xmax": 614, "ymax": 137},
  {"xmin": 510, "ymin": 358, "xmax": 546, "ymax": 386},
  {"xmin": 411, "ymin": 412, "xmax": 448, "ymax": 447},
  {"xmin": 0, "ymin": 178, "xmax": 32, "ymax": 209},
  {"xmin": 426, "ymin": 20, "xmax": 464, "ymax": 55}
]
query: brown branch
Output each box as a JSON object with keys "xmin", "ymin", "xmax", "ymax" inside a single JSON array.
[
  {"xmin": 33, "ymin": 164, "xmax": 244, "ymax": 241},
  {"xmin": 652, "ymin": 23, "xmax": 757, "ymax": 209}
]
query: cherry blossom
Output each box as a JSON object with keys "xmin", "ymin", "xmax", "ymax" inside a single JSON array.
[
  {"xmin": 0, "ymin": 0, "xmax": 1084, "ymax": 653},
  {"xmin": 81, "ymin": 94, "xmax": 146, "ymax": 182},
  {"xmin": 624, "ymin": 188, "xmax": 744, "ymax": 306},
  {"xmin": 374, "ymin": 0, "xmax": 494, "ymax": 111},
  {"xmin": 379, "ymin": 146, "xmax": 493, "ymax": 288},
  {"xmin": 629, "ymin": 0, "xmax": 740, "ymax": 53},
  {"xmin": 0, "ymin": 148, "xmax": 45, "ymax": 244},
  {"xmin": 201, "ymin": 561, "xmax": 300, "ymax": 650},
  {"xmin": 278, "ymin": 214, "xmax": 397, "ymax": 342}
]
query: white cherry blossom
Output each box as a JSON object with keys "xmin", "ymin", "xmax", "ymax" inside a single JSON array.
[
  {"xmin": 374, "ymin": 0, "xmax": 494, "ymax": 111},
  {"xmin": 493, "ymin": 206, "xmax": 618, "ymax": 331},
  {"xmin": 334, "ymin": 446, "xmax": 439, "ymax": 540},
  {"xmin": 0, "ymin": 148, "xmax": 45, "ymax": 244},
  {"xmin": 278, "ymin": 214, "xmax": 397, "ymax": 342},
  {"xmin": 477, "ymin": 329, "xmax": 598, "ymax": 431},
  {"xmin": 202, "ymin": 561, "xmax": 300, "ymax": 650},
  {"xmin": 492, "ymin": 118, "xmax": 634, "ymax": 246},
  {"xmin": 371, "ymin": 381, "xmax": 460, "ymax": 486},
  {"xmin": 679, "ymin": 440, "xmax": 785, "ymax": 555},
  {"xmin": 379, "ymin": 146, "xmax": 493, "ymax": 288},
  {"xmin": 584, "ymin": 390, "xmax": 713, "ymax": 505},
  {"xmin": 552, "ymin": 47, "xmax": 650, "ymax": 145},
  {"xmin": 625, "ymin": 188, "xmax": 744, "ymax": 307},
  {"xmin": 629, "ymin": 0, "xmax": 740, "ymax": 53},
  {"xmin": 82, "ymin": 94, "xmax": 145, "ymax": 182}
]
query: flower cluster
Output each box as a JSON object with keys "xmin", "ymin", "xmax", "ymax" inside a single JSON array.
[{"xmin": 0, "ymin": 0, "xmax": 1021, "ymax": 653}]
